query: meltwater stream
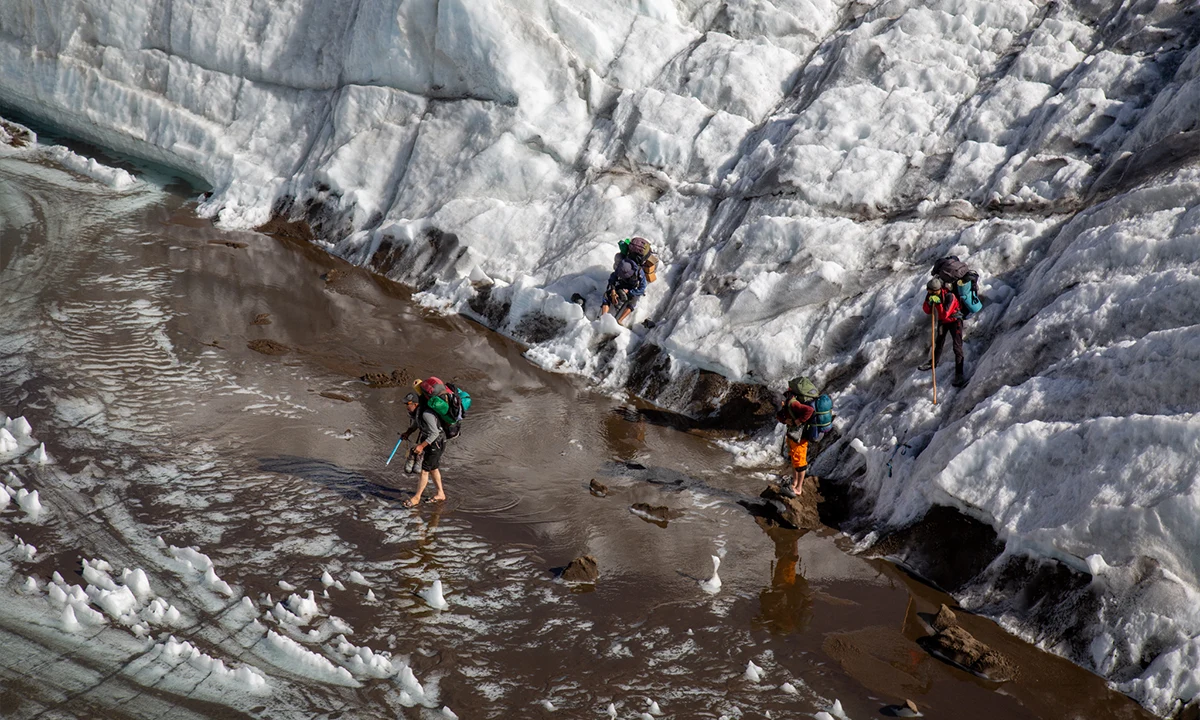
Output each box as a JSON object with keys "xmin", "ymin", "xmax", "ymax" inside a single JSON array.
[{"xmin": 0, "ymin": 154, "xmax": 1152, "ymax": 719}]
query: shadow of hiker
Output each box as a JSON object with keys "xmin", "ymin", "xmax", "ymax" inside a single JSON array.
[{"xmin": 257, "ymin": 455, "xmax": 408, "ymax": 504}]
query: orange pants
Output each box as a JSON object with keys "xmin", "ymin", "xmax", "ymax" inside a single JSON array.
[{"xmin": 787, "ymin": 437, "xmax": 808, "ymax": 470}]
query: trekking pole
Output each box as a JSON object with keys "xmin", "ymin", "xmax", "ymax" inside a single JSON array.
[
  {"xmin": 931, "ymin": 311, "xmax": 938, "ymax": 405},
  {"xmin": 386, "ymin": 436, "xmax": 404, "ymax": 465}
]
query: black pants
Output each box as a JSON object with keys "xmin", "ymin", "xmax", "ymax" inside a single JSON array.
[{"xmin": 934, "ymin": 319, "xmax": 964, "ymax": 371}]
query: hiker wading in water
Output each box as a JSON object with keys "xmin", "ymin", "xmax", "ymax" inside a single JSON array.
[
  {"xmin": 403, "ymin": 381, "xmax": 447, "ymax": 507},
  {"xmin": 920, "ymin": 277, "xmax": 968, "ymax": 387}
]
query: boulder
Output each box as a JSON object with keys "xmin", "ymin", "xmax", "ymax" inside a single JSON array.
[
  {"xmin": 931, "ymin": 603, "xmax": 957, "ymax": 632},
  {"xmin": 919, "ymin": 624, "xmax": 1018, "ymax": 682},
  {"xmin": 757, "ymin": 479, "xmax": 823, "ymax": 531},
  {"xmin": 560, "ymin": 555, "xmax": 599, "ymax": 583},
  {"xmin": 589, "ymin": 479, "xmax": 608, "ymax": 497}
]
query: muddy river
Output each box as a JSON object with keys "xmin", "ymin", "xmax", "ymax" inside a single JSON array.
[{"xmin": 0, "ymin": 152, "xmax": 1153, "ymax": 719}]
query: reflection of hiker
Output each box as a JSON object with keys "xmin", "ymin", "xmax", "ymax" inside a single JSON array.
[
  {"xmin": 599, "ymin": 237, "xmax": 658, "ymax": 326},
  {"xmin": 775, "ymin": 377, "xmax": 833, "ymax": 497},
  {"xmin": 402, "ymin": 377, "xmax": 470, "ymax": 507},
  {"xmin": 752, "ymin": 523, "xmax": 813, "ymax": 635},
  {"xmin": 920, "ymin": 278, "xmax": 967, "ymax": 387}
]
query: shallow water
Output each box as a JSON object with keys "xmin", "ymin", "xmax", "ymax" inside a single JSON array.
[{"xmin": 0, "ymin": 153, "xmax": 1153, "ymax": 719}]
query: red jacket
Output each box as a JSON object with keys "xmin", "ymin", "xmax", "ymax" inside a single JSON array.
[
  {"xmin": 776, "ymin": 397, "xmax": 815, "ymax": 427},
  {"xmin": 923, "ymin": 288, "xmax": 961, "ymax": 324}
]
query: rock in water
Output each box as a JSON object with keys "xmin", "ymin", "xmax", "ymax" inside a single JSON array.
[
  {"xmin": 932, "ymin": 603, "xmax": 957, "ymax": 632},
  {"xmin": 758, "ymin": 480, "xmax": 823, "ymax": 530},
  {"xmin": 919, "ymin": 624, "xmax": 1018, "ymax": 682},
  {"xmin": 560, "ymin": 555, "xmax": 599, "ymax": 583},
  {"xmin": 589, "ymin": 479, "xmax": 608, "ymax": 496},
  {"xmin": 630, "ymin": 503, "xmax": 670, "ymax": 526}
]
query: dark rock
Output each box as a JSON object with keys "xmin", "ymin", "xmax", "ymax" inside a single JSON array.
[
  {"xmin": 589, "ymin": 479, "xmax": 608, "ymax": 496},
  {"xmin": 757, "ymin": 479, "xmax": 823, "ymax": 531},
  {"xmin": 932, "ymin": 603, "xmax": 957, "ymax": 632},
  {"xmin": 560, "ymin": 555, "xmax": 599, "ymax": 583}
]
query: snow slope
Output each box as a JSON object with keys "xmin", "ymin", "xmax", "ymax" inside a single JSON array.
[{"xmin": 3, "ymin": 0, "xmax": 1200, "ymax": 713}]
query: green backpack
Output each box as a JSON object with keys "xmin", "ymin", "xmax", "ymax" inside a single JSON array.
[{"xmin": 787, "ymin": 376, "xmax": 819, "ymax": 401}]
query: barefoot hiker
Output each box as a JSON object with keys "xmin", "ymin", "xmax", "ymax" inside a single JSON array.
[
  {"xmin": 775, "ymin": 377, "xmax": 834, "ymax": 497},
  {"xmin": 399, "ymin": 378, "xmax": 471, "ymax": 508}
]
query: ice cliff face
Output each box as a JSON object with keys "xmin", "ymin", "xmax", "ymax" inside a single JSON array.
[{"xmin": 3, "ymin": 0, "xmax": 1200, "ymax": 713}]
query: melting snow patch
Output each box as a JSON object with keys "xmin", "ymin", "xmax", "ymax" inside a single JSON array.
[
  {"xmin": 258, "ymin": 630, "xmax": 359, "ymax": 686},
  {"xmin": 744, "ymin": 660, "xmax": 763, "ymax": 682},
  {"xmin": 420, "ymin": 579, "xmax": 449, "ymax": 610}
]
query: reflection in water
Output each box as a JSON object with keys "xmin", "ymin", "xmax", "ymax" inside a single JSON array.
[
  {"xmin": 602, "ymin": 406, "xmax": 646, "ymax": 460},
  {"xmin": 753, "ymin": 519, "xmax": 814, "ymax": 636}
]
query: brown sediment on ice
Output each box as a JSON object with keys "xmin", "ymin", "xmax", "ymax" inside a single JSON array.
[
  {"xmin": 0, "ymin": 118, "xmax": 33, "ymax": 147},
  {"xmin": 319, "ymin": 392, "xmax": 353, "ymax": 403},
  {"xmin": 865, "ymin": 505, "xmax": 1005, "ymax": 593},
  {"xmin": 209, "ymin": 240, "xmax": 248, "ymax": 249},
  {"xmin": 251, "ymin": 313, "xmax": 272, "ymax": 325},
  {"xmin": 255, "ymin": 214, "xmax": 316, "ymax": 244},
  {"xmin": 247, "ymin": 339, "xmax": 289, "ymax": 355}
]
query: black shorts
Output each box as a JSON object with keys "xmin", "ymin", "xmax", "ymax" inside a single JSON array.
[
  {"xmin": 421, "ymin": 442, "xmax": 445, "ymax": 471},
  {"xmin": 606, "ymin": 286, "xmax": 640, "ymax": 310}
]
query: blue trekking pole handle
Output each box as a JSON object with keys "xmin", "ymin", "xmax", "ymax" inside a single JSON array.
[{"xmin": 386, "ymin": 437, "xmax": 404, "ymax": 465}]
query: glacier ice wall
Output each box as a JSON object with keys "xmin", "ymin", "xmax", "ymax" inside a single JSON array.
[{"xmin": 3, "ymin": 0, "xmax": 1200, "ymax": 713}]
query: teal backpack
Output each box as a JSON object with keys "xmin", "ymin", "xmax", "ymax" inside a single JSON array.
[{"xmin": 804, "ymin": 394, "xmax": 833, "ymax": 441}]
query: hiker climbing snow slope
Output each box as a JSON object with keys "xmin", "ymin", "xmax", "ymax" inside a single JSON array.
[
  {"xmin": 921, "ymin": 278, "xmax": 969, "ymax": 388},
  {"xmin": 598, "ymin": 236, "xmax": 660, "ymax": 327}
]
